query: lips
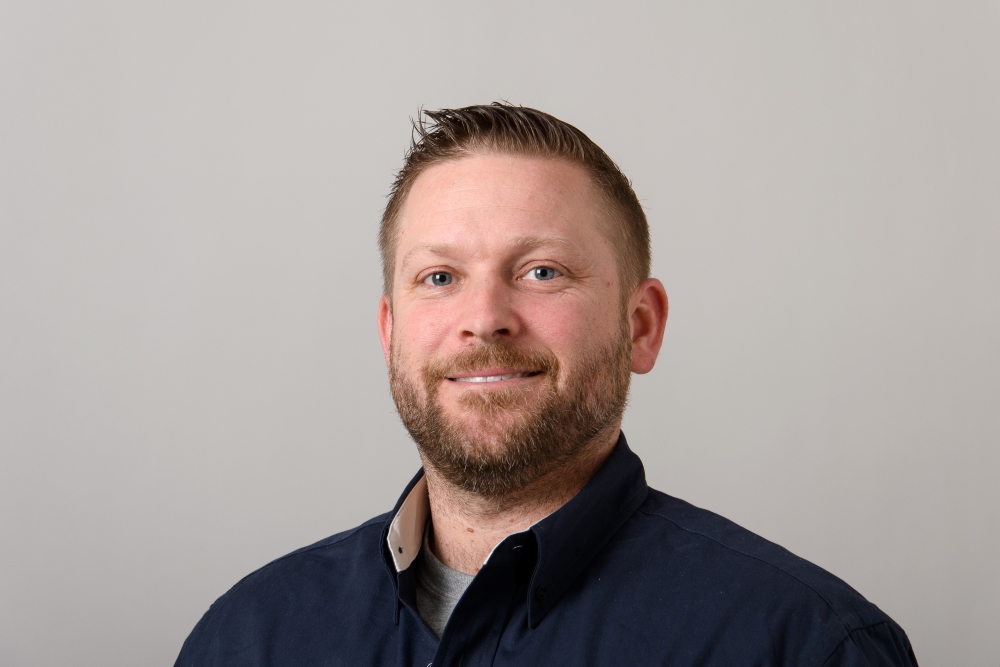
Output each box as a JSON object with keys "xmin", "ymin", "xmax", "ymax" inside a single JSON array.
[
  {"xmin": 425, "ymin": 344, "xmax": 557, "ymax": 389},
  {"xmin": 450, "ymin": 371, "xmax": 540, "ymax": 383}
]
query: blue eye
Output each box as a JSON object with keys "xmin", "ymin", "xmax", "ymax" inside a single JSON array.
[
  {"xmin": 424, "ymin": 272, "xmax": 453, "ymax": 286},
  {"xmin": 525, "ymin": 266, "xmax": 560, "ymax": 281}
]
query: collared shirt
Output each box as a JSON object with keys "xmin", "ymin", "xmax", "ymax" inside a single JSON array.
[{"xmin": 175, "ymin": 433, "xmax": 917, "ymax": 667}]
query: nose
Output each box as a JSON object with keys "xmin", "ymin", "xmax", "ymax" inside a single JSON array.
[{"xmin": 458, "ymin": 277, "xmax": 521, "ymax": 342}]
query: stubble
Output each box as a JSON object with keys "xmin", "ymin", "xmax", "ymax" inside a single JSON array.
[{"xmin": 389, "ymin": 321, "xmax": 633, "ymax": 501}]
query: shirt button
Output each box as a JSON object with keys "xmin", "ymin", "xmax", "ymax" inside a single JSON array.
[{"xmin": 535, "ymin": 586, "xmax": 547, "ymax": 601}]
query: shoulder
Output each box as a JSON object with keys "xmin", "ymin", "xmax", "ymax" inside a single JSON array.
[
  {"xmin": 175, "ymin": 514, "xmax": 394, "ymax": 666},
  {"xmin": 598, "ymin": 489, "xmax": 916, "ymax": 665},
  {"xmin": 227, "ymin": 512, "xmax": 389, "ymax": 596},
  {"xmin": 635, "ymin": 489, "xmax": 876, "ymax": 619}
]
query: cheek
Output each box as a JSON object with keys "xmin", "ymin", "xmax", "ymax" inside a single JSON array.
[
  {"xmin": 520, "ymin": 294, "xmax": 611, "ymax": 355},
  {"xmin": 394, "ymin": 304, "xmax": 450, "ymax": 356}
]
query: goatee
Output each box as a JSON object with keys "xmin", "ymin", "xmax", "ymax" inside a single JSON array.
[{"xmin": 389, "ymin": 325, "xmax": 632, "ymax": 500}]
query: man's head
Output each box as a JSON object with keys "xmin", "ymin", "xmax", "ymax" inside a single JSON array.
[
  {"xmin": 377, "ymin": 104, "xmax": 667, "ymax": 501},
  {"xmin": 379, "ymin": 103, "xmax": 651, "ymax": 301}
]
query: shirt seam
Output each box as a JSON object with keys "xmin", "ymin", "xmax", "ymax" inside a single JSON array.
[
  {"xmin": 635, "ymin": 505, "xmax": 858, "ymax": 634},
  {"xmin": 818, "ymin": 621, "xmax": 896, "ymax": 667}
]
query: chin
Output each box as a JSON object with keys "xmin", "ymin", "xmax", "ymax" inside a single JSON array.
[{"xmin": 454, "ymin": 409, "xmax": 529, "ymax": 435}]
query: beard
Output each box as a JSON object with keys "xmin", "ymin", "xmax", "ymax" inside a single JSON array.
[{"xmin": 389, "ymin": 321, "xmax": 633, "ymax": 500}]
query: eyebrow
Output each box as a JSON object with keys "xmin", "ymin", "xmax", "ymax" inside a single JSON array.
[{"xmin": 399, "ymin": 236, "xmax": 578, "ymax": 275}]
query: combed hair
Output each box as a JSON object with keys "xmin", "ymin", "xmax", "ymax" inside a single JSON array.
[{"xmin": 379, "ymin": 102, "xmax": 650, "ymax": 300}]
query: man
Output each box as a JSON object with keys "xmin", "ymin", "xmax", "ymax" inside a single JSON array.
[{"xmin": 176, "ymin": 104, "xmax": 917, "ymax": 666}]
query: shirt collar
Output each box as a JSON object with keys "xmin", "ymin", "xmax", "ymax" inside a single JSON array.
[
  {"xmin": 386, "ymin": 475, "xmax": 429, "ymax": 571},
  {"xmin": 525, "ymin": 432, "xmax": 648, "ymax": 626},
  {"xmin": 381, "ymin": 432, "xmax": 648, "ymax": 627}
]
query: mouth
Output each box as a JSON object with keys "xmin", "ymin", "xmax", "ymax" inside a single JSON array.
[{"xmin": 447, "ymin": 370, "xmax": 542, "ymax": 384}]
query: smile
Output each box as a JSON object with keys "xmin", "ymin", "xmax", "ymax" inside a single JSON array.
[{"xmin": 449, "ymin": 371, "xmax": 540, "ymax": 383}]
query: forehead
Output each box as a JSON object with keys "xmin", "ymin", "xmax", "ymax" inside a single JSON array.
[{"xmin": 396, "ymin": 154, "xmax": 609, "ymax": 258}]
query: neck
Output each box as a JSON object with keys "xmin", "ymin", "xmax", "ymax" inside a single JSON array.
[{"xmin": 422, "ymin": 424, "xmax": 621, "ymax": 575}]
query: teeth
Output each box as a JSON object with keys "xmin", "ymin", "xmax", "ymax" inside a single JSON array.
[{"xmin": 454, "ymin": 372, "xmax": 532, "ymax": 383}]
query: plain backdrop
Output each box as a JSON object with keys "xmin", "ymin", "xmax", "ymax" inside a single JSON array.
[{"xmin": 1, "ymin": 2, "xmax": 998, "ymax": 666}]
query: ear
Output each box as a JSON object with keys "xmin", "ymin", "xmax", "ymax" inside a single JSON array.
[
  {"xmin": 628, "ymin": 278, "xmax": 668, "ymax": 374},
  {"xmin": 377, "ymin": 294, "xmax": 393, "ymax": 368}
]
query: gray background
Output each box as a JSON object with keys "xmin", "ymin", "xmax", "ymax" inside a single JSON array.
[{"xmin": 1, "ymin": 2, "xmax": 997, "ymax": 665}]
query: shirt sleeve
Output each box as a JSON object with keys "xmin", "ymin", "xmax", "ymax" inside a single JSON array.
[{"xmin": 821, "ymin": 620, "xmax": 919, "ymax": 667}]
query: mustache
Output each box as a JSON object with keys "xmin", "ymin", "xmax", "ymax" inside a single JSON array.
[{"xmin": 424, "ymin": 343, "xmax": 559, "ymax": 384}]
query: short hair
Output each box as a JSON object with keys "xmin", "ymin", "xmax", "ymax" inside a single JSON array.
[{"xmin": 379, "ymin": 102, "xmax": 650, "ymax": 301}]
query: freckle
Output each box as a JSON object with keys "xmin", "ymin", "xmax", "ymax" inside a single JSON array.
[{"xmin": 467, "ymin": 527, "xmax": 474, "ymax": 533}]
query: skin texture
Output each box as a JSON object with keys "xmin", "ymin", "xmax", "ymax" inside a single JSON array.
[{"xmin": 378, "ymin": 154, "xmax": 668, "ymax": 574}]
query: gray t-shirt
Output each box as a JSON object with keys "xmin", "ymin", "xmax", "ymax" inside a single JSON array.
[{"xmin": 415, "ymin": 523, "xmax": 475, "ymax": 638}]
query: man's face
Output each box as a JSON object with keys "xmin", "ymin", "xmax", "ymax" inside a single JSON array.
[{"xmin": 379, "ymin": 154, "xmax": 633, "ymax": 498}]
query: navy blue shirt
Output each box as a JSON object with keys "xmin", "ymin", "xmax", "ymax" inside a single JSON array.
[{"xmin": 175, "ymin": 434, "xmax": 917, "ymax": 666}]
